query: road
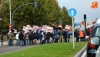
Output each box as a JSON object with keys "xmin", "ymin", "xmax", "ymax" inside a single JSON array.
[{"xmin": 0, "ymin": 41, "xmax": 39, "ymax": 54}]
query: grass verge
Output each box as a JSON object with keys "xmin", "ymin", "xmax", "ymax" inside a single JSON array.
[{"xmin": 0, "ymin": 42, "xmax": 87, "ymax": 57}]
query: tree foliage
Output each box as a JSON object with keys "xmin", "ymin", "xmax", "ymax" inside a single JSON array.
[{"xmin": 1, "ymin": 0, "xmax": 71, "ymax": 29}]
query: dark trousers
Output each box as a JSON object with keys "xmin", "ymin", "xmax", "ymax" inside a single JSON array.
[
  {"xmin": 54, "ymin": 38, "xmax": 58, "ymax": 43},
  {"xmin": 41, "ymin": 38, "xmax": 46, "ymax": 44},
  {"xmin": 29, "ymin": 40, "xmax": 33, "ymax": 45},
  {"xmin": 23, "ymin": 39, "xmax": 26, "ymax": 45},
  {"xmin": 64, "ymin": 37, "xmax": 67, "ymax": 42},
  {"xmin": 76, "ymin": 36, "xmax": 79, "ymax": 42},
  {"xmin": 0, "ymin": 40, "xmax": 3, "ymax": 46},
  {"xmin": 46, "ymin": 38, "xmax": 50, "ymax": 44}
]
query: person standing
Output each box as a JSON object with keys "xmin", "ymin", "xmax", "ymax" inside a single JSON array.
[
  {"xmin": 67, "ymin": 30, "xmax": 71, "ymax": 42},
  {"xmin": 54, "ymin": 30, "xmax": 59, "ymax": 43},
  {"xmin": 25, "ymin": 32, "xmax": 29, "ymax": 45},
  {"xmin": 19, "ymin": 31, "xmax": 24, "ymax": 46},
  {"xmin": 63, "ymin": 29, "xmax": 68, "ymax": 42},
  {"xmin": 38, "ymin": 30, "xmax": 43, "ymax": 44},
  {"xmin": 74, "ymin": 29, "xmax": 79, "ymax": 42},
  {"xmin": 79, "ymin": 30, "xmax": 84, "ymax": 41},
  {"xmin": 58, "ymin": 29, "xmax": 64, "ymax": 43},
  {"xmin": 0, "ymin": 32, "xmax": 3, "ymax": 46},
  {"xmin": 7, "ymin": 31, "xmax": 14, "ymax": 46},
  {"xmin": 45, "ymin": 32, "xmax": 51, "ymax": 44},
  {"xmin": 29, "ymin": 30, "xmax": 34, "ymax": 45},
  {"xmin": 15, "ymin": 31, "xmax": 20, "ymax": 46}
]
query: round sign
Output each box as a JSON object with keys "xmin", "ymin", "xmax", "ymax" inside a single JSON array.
[{"xmin": 68, "ymin": 8, "xmax": 77, "ymax": 17}]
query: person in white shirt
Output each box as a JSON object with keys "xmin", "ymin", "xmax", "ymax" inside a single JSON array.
[{"xmin": 15, "ymin": 31, "xmax": 20, "ymax": 45}]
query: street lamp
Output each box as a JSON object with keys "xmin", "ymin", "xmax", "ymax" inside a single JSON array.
[
  {"xmin": 11, "ymin": 1, "xmax": 38, "ymax": 28},
  {"xmin": 0, "ymin": 18, "xmax": 2, "ymax": 31},
  {"xmin": 9, "ymin": 0, "xmax": 12, "ymax": 25}
]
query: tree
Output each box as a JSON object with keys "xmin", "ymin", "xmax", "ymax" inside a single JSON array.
[
  {"xmin": 1, "ymin": 0, "xmax": 71, "ymax": 29},
  {"xmin": 61, "ymin": 6, "xmax": 72, "ymax": 26}
]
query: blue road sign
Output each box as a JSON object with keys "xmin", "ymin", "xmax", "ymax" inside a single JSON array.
[{"xmin": 68, "ymin": 8, "xmax": 77, "ymax": 17}]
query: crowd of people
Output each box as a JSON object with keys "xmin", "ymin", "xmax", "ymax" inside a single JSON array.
[
  {"xmin": 0, "ymin": 24, "xmax": 93, "ymax": 46},
  {"xmin": 6, "ymin": 27, "xmax": 72, "ymax": 46}
]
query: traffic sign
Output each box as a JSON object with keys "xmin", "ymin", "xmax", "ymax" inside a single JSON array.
[
  {"xmin": 68, "ymin": 8, "xmax": 77, "ymax": 17},
  {"xmin": 91, "ymin": 1, "xmax": 98, "ymax": 9}
]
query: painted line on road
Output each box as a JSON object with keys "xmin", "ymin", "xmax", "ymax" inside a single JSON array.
[
  {"xmin": 0, "ymin": 45, "xmax": 40, "ymax": 55},
  {"xmin": 81, "ymin": 50, "xmax": 86, "ymax": 57}
]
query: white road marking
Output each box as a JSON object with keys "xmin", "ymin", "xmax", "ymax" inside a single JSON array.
[{"xmin": 81, "ymin": 50, "xmax": 86, "ymax": 57}]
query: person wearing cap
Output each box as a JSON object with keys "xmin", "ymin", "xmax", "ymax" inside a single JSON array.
[{"xmin": 7, "ymin": 31, "xmax": 14, "ymax": 46}]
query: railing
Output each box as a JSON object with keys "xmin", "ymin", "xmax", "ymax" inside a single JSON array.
[
  {"xmin": 74, "ymin": 45, "xmax": 87, "ymax": 57},
  {"xmin": 96, "ymin": 46, "xmax": 100, "ymax": 57}
]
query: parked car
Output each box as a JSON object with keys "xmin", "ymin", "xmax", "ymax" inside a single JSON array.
[{"xmin": 86, "ymin": 23, "xmax": 100, "ymax": 57}]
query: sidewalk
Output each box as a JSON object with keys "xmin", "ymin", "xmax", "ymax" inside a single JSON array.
[
  {"xmin": 0, "ymin": 40, "xmax": 39, "ymax": 54},
  {"xmin": 0, "ymin": 40, "xmax": 16, "ymax": 46}
]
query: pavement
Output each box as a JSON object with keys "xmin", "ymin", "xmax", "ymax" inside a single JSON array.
[
  {"xmin": 0, "ymin": 41, "xmax": 39, "ymax": 55},
  {"xmin": 0, "ymin": 39, "xmax": 75, "ymax": 55}
]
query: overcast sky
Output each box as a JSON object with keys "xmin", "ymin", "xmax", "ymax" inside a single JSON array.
[{"xmin": 58, "ymin": 0, "xmax": 100, "ymax": 23}]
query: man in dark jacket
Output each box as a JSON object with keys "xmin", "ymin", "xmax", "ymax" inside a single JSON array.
[
  {"xmin": 29, "ymin": 30, "xmax": 34, "ymax": 45},
  {"xmin": 63, "ymin": 29, "xmax": 67, "ymax": 42},
  {"xmin": 0, "ymin": 32, "xmax": 3, "ymax": 46},
  {"xmin": 45, "ymin": 32, "xmax": 51, "ymax": 44},
  {"xmin": 19, "ymin": 31, "xmax": 24, "ymax": 46}
]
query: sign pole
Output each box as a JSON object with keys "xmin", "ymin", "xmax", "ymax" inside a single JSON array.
[
  {"xmin": 68, "ymin": 8, "xmax": 77, "ymax": 49},
  {"xmin": 72, "ymin": 17, "xmax": 75, "ymax": 49}
]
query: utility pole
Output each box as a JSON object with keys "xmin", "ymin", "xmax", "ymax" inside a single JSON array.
[
  {"xmin": 84, "ymin": 14, "xmax": 86, "ymax": 36},
  {"xmin": 9, "ymin": 0, "xmax": 12, "ymax": 25}
]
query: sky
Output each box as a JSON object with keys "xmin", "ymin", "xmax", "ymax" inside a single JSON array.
[{"xmin": 58, "ymin": 0, "xmax": 100, "ymax": 23}]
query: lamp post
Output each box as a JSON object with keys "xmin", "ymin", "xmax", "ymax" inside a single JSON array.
[
  {"xmin": 0, "ymin": 18, "xmax": 2, "ymax": 31},
  {"xmin": 11, "ymin": 1, "xmax": 37, "ymax": 28},
  {"xmin": 9, "ymin": 0, "xmax": 11, "ymax": 24}
]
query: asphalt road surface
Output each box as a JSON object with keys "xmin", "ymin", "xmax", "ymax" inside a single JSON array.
[{"xmin": 0, "ymin": 45, "xmax": 39, "ymax": 54}]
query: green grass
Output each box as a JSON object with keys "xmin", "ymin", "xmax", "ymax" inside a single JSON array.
[{"xmin": 0, "ymin": 42, "xmax": 87, "ymax": 57}]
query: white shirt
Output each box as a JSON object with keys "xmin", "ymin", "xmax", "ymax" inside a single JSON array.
[{"xmin": 16, "ymin": 33, "xmax": 19, "ymax": 39}]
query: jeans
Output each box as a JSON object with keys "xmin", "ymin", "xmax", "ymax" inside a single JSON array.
[
  {"xmin": 19, "ymin": 40, "xmax": 24, "ymax": 46},
  {"xmin": 16, "ymin": 39, "xmax": 19, "ymax": 45},
  {"xmin": 64, "ymin": 37, "xmax": 67, "ymax": 42},
  {"xmin": 26, "ymin": 39, "xmax": 29, "ymax": 45},
  {"xmin": 8, "ymin": 39, "xmax": 13, "ymax": 46}
]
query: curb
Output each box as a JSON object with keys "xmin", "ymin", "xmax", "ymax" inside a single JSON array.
[{"xmin": 74, "ymin": 44, "xmax": 87, "ymax": 57}]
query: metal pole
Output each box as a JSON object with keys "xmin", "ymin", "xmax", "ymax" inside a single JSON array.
[
  {"xmin": 72, "ymin": 17, "xmax": 75, "ymax": 49},
  {"xmin": 12, "ymin": 3, "xmax": 34, "ymax": 23},
  {"xmin": 9, "ymin": 0, "xmax": 11, "ymax": 24}
]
